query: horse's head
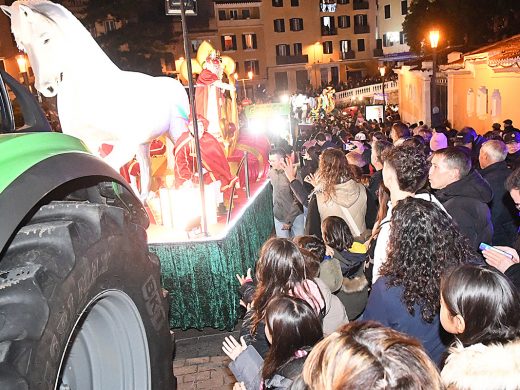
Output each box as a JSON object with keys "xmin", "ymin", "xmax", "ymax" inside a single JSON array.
[{"xmin": 2, "ymin": 2, "xmax": 66, "ymax": 97}]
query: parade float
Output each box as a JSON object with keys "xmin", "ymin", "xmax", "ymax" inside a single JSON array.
[{"xmin": 2, "ymin": 0, "xmax": 272, "ymax": 333}]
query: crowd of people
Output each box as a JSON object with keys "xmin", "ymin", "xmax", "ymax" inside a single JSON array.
[{"xmin": 221, "ymin": 117, "xmax": 520, "ymax": 389}]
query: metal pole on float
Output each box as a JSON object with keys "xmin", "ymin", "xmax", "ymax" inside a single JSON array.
[{"xmin": 179, "ymin": 0, "xmax": 208, "ymax": 236}]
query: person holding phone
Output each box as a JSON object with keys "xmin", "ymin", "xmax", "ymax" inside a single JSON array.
[
  {"xmin": 268, "ymin": 148, "xmax": 304, "ymax": 238},
  {"xmin": 482, "ymin": 245, "xmax": 520, "ymax": 290}
]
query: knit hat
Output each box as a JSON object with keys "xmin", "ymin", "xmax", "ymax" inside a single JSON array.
[{"xmin": 430, "ymin": 131, "xmax": 448, "ymax": 151}]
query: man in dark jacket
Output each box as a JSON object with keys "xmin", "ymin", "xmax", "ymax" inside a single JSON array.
[
  {"xmin": 503, "ymin": 119, "xmax": 520, "ymax": 134},
  {"xmin": 479, "ymin": 140, "xmax": 519, "ymax": 246},
  {"xmin": 429, "ymin": 147, "xmax": 493, "ymax": 250},
  {"xmin": 480, "ymin": 167, "xmax": 520, "ymax": 291},
  {"xmin": 504, "ymin": 130, "xmax": 520, "ymax": 171}
]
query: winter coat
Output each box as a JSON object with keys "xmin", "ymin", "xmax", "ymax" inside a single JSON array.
[
  {"xmin": 505, "ymin": 263, "xmax": 520, "ymax": 292},
  {"xmin": 506, "ymin": 150, "xmax": 520, "ymax": 171},
  {"xmin": 313, "ymin": 277, "xmax": 349, "ymax": 333},
  {"xmin": 269, "ymin": 169, "xmax": 302, "ymax": 224},
  {"xmin": 363, "ymin": 276, "xmax": 450, "ymax": 366},
  {"xmin": 372, "ymin": 192, "xmax": 447, "ymax": 283},
  {"xmin": 441, "ymin": 340, "xmax": 520, "ymax": 390},
  {"xmin": 480, "ymin": 161, "xmax": 518, "ymax": 246},
  {"xmin": 316, "ymin": 180, "xmax": 368, "ymax": 239},
  {"xmin": 229, "ymin": 345, "xmax": 310, "ymax": 390},
  {"xmin": 434, "ymin": 170, "xmax": 493, "ymax": 250}
]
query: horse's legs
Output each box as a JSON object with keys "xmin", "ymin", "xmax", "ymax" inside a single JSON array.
[
  {"xmin": 135, "ymin": 143, "xmax": 151, "ymax": 202},
  {"xmin": 166, "ymin": 116, "xmax": 188, "ymax": 170}
]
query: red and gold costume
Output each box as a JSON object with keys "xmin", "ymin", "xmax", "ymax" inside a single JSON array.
[{"xmin": 174, "ymin": 118, "xmax": 237, "ymax": 198}]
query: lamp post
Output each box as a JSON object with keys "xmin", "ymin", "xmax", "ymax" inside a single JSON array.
[
  {"xmin": 379, "ymin": 65, "xmax": 386, "ymax": 120},
  {"xmin": 234, "ymin": 71, "xmax": 253, "ymax": 103},
  {"xmin": 429, "ymin": 29, "xmax": 440, "ymax": 127},
  {"xmin": 16, "ymin": 54, "xmax": 31, "ymax": 92}
]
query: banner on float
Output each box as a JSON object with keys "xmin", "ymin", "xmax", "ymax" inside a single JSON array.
[{"xmin": 244, "ymin": 103, "xmax": 290, "ymax": 119}]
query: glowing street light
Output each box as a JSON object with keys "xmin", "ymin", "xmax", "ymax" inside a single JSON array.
[
  {"xmin": 16, "ymin": 54, "xmax": 28, "ymax": 73},
  {"xmin": 429, "ymin": 29, "xmax": 440, "ymax": 127},
  {"xmin": 235, "ymin": 72, "xmax": 254, "ymax": 102},
  {"xmin": 16, "ymin": 54, "xmax": 31, "ymax": 93},
  {"xmin": 429, "ymin": 30, "xmax": 440, "ymax": 49}
]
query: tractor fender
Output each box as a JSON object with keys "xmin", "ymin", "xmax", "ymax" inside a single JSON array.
[{"xmin": 0, "ymin": 152, "xmax": 147, "ymax": 255}]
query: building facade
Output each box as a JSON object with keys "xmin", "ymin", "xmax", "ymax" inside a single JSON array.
[
  {"xmin": 376, "ymin": 0, "xmax": 410, "ymax": 57},
  {"xmin": 441, "ymin": 35, "xmax": 520, "ymax": 134}
]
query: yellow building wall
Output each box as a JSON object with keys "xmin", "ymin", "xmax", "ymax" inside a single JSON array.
[
  {"xmin": 447, "ymin": 62, "xmax": 520, "ymax": 134},
  {"xmin": 397, "ymin": 66, "xmax": 431, "ymax": 125}
]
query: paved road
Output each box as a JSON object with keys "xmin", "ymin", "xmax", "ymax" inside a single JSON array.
[{"xmin": 173, "ymin": 324, "xmax": 241, "ymax": 389}]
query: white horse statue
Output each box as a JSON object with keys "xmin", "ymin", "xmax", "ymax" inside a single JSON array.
[{"xmin": 1, "ymin": 0, "xmax": 190, "ymax": 201}]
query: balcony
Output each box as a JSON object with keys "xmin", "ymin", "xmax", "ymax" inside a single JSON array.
[
  {"xmin": 354, "ymin": 24, "xmax": 370, "ymax": 34},
  {"xmin": 341, "ymin": 50, "xmax": 355, "ymax": 60},
  {"xmin": 276, "ymin": 54, "xmax": 309, "ymax": 65},
  {"xmin": 353, "ymin": 0, "xmax": 369, "ymax": 10},
  {"xmin": 321, "ymin": 28, "xmax": 338, "ymax": 36}
]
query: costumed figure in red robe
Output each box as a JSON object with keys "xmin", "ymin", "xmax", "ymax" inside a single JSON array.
[
  {"xmin": 174, "ymin": 116, "xmax": 238, "ymax": 201},
  {"xmin": 195, "ymin": 50, "xmax": 236, "ymax": 145}
]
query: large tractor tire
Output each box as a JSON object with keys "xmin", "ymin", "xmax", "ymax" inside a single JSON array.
[{"xmin": 0, "ymin": 201, "xmax": 173, "ymax": 390}]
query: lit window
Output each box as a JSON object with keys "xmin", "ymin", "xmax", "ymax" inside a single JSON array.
[
  {"xmin": 243, "ymin": 33, "xmax": 257, "ymax": 49},
  {"xmin": 290, "ymin": 18, "xmax": 304, "ymax": 31},
  {"xmin": 293, "ymin": 43, "xmax": 303, "ymax": 55},
  {"xmin": 245, "ymin": 60, "xmax": 260, "ymax": 75},
  {"xmin": 221, "ymin": 35, "xmax": 237, "ymax": 51},
  {"xmin": 323, "ymin": 41, "xmax": 333, "ymax": 54},
  {"xmin": 274, "ymin": 19, "xmax": 285, "ymax": 32},
  {"xmin": 340, "ymin": 40, "xmax": 351, "ymax": 52}
]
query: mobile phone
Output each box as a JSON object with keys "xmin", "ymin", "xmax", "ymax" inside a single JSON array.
[{"xmin": 479, "ymin": 243, "xmax": 514, "ymax": 259}]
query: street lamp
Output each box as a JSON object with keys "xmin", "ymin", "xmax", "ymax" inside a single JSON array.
[
  {"xmin": 16, "ymin": 54, "xmax": 31, "ymax": 92},
  {"xmin": 234, "ymin": 72, "xmax": 253, "ymax": 103},
  {"xmin": 429, "ymin": 29, "xmax": 440, "ymax": 127},
  {"xmin": 379, "ymin": 65, "xmax": 386, "ymax": 121}
]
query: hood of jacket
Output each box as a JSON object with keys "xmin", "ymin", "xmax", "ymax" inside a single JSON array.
[
  {"xmin": 435, "ymin": 170, "xmax": 493, "ymax": 204},
  {"xmin": 327, "ymin": 180, "xmax": 364, "ymax": 209},
  {"xmin": 441, "ymin": 340, "xmax": 520, "ymax": 390}
]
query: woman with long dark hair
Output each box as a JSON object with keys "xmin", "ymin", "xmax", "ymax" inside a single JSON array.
[
  {"xmin": 440, "ymin": 264, "xmax": 520, "ymax": 389},
  {"xmin": 238, "ymin": 238, "xmax": 327, "ymax": 357},
  {"xmin": 363, "ymin": 197, "xmax": 478, "ymax": 365},
  {"xmin": 224, "ymin": 296, "xmax": 323, "ymax": 389}
]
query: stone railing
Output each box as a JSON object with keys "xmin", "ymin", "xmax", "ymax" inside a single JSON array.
[{"xmin": 334, "ymin": 80, "xmax": 398, "ymax": 104}]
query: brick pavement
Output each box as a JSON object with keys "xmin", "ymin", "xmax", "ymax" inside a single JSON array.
[{"xmin": 173, "ymin": 355, "xmax": 236, "ymax": 390}]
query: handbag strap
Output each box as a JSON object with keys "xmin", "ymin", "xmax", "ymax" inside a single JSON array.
[{"xmin": 338, "ymin": 204, "xmax": 362, "ymax": 237}]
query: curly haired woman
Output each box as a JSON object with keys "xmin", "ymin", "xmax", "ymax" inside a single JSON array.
[{"xmin": 363, "ymin": 197, "xmax": 479, "ymax": 366}]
